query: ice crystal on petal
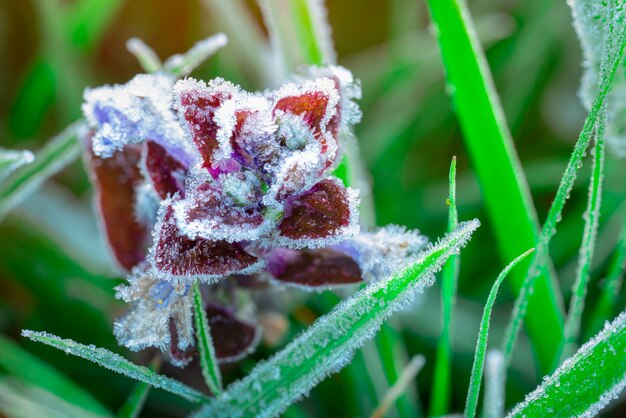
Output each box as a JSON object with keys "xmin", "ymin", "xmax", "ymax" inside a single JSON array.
[
  {"xmin": 266, "ymin": 247, "xmax": 363, "ymax": 289},
  {"xmin": 114, "ymin": 271, "xmax": 194, "ymax": 358},
  {"xmin": 277, "ymin": 178, "xmax": 360, "ymax": 248},
  {"xmin": 142, "ymin": 140, "xmax": 187, "ymax": 200},
  {"xmin": 83, "ymin": 74, "xmax": 193, "ymax": 163},
  {"xmin": 149, "ymin": 202, "xmax": 264, "ymax": 283}
]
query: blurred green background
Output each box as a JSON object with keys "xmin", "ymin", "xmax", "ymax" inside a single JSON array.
[{"xmin": 1, "ymin": 0, "xmax": 625, "ymax": 416}]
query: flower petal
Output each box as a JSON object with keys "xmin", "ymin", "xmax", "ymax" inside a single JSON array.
[
  {"xmin": 277, "ymin": 178, "xmax": 359, "ymax": 248},
  {"xmin": 173, "ymin": 78, "xmax": 239, "ymax": 172},
  {"xmin": 172, "ymin": 180, "xmax": 268, "ymax": 243},
  {"xmin": 143, "ymin": 140, "xmax": 187, "ymax": 200},
  {"xmin": 149, "ymin": 203, "xmax": 264, "ymax": 283},
  {"xmin": 206, "ymin": 304, "xmax": 260, "ymax": 363},
  {"xmin": 85, "ymin": 143, "xmax": 150, "ymax": 271},
  {"xmin": 266, "ymin": 247, "xmax": 362, "ymax": 288}
]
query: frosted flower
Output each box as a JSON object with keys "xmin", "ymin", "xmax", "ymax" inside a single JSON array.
[{"xmin": 83, "ymin": 60, "xmax": 427, "ymax": 365}]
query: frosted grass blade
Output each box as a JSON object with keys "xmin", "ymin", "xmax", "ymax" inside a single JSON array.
[
  {"xmin": 290, "ymin": 0, "xmax": 334, "ymax": 66},
  {"xmin": 0, "ymin": 148, "xmax": 34, "ymax": 183},
  {"xmin": 117, "ymin": 380, "xmax": 151, "ymax": 418},
  {"xmin": 0, "ymin": 121, "xmax": 84, "ymax": 221},
  {"xmin": 464, "ymin": 249, "xmax": 535, "ymax": 418},
  {"xmin": 126, "ymin": 38, "xmax": 162, "ymax": 74},
  {"xmin": 425, "ymin": 0, "xmax": 565, "ymax": 372},
  {"xmin": 163, "ymin": 34, "xmax": 229, "ymax": 77},
  {"xmin": 587, "ymin": 218, "xmax": 626, "ymax": 338},
  {"xmin": 191, "ymin": 220, "xmax": 480, "ymax": 418},
  {"xmin": 507, "ymin": 309, "xmax": 626, "ymax": 417},
  {"xmin": 22, "ymin": 330, "xmax": 207, "ymax": 403},
  {"xmin": 502, "ymin": 6, "xmax": 626, "ymax": 369},
  {"xmin": 562, "ymin": 115, "xmax": 607, "ymax": 360},
  {"xmin": 430, "ymin": 156, "xmax": 459, "ymax": 416},
  {"xmin": 193, "ymin": 282, "xmax": 223, "ymax": 395},
  {"xmin": 483, "ymin": 350, "xmax": 505, "ymax": 418},
  {"xmin": 370, "ymin": 355, "xmax": 425, "ymax": 418},
  {"xmin": 0, "ymin": 334, "xmax": 112, "ymax": 417}
]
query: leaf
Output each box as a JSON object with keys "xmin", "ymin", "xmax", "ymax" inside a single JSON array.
[
  {"xmin": 0, "ymin": 121, "xmax": 83, "ymax": 221},
  {"xmin": 21, "ymin": 330, "xmax": 207, "ymax": 403},
  {"xmin": 193, "ymin": 282, "xmax": 223, "ymax": 395},
  {"xmin": 562, "ymin": 112, "xmax": 607, "ymax": 360},
  {"xmin": 430, "ymin": 156, "xmax": 459, "ymax": 416},
  {"xmin": 425, "ymin": 0, "xmax": 565, "ymax": 372},
  {"xmin": 507, "ymin": 309, "xmax": 626, "ymax": 417},
  {"xmin": 191, "ymin": 219, "xmax": 480, "ymax": 418},
  {"xmin": 464, "ymin": 248, "xmax": 535, "ymax": 418},
  {"xmin": 501, "ymin": 2, "xmax": 626, "ymax": 369},
  {"xmin": 483, "ymin": 350, "xmax": 505, "ymax": 418},
  {"xmin": 0, "ymin": 148, "xmax": 34, "ymax": 183},
  {"xmin": 0, "ymin": 334, "xmax": 112, "ymax": 417},
  {"xmin": 163, "ymin": 33, "xmax": 229, "ymax": 77}
]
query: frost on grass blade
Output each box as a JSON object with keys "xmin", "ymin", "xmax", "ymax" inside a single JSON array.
[
  {"xmin": 569, "ymin": 0, "xmax": 626, "ymax": 156},
  {"xmin": 191, "ymin": 219, "xmax": 480, "ymax": 418},
  {"xmin": 484, "ymin": 350, "xmax": 505, "ymax": 418},
  {"xmin": 21, "ymin": 330, "xmax": 207, "ymax": 403},
  {"xmin": 265, "ymin": 247, "xmax": 363, "ymax": 288},
  {"xmin": 164, "ymin": 33, "xmax": 228, "ymax": 77},
  {"xmin": 85, "ymin": 144, "xmax": 150, "ymax": 271},
  {"xmin": 149, "ymin": 203, "xmax": 264, "ymax": 283},
  {"xmin": 277, "ymin": 178, "xmax": 359, "ymax": 248},
  {"xmin": 507, "ymin": 309, "xmax": 626, "ymax": 417},
  {"xmin": 0, "ymin": 148, "xmax": 34, "ymax": 183},
  {"xmin": 192, "ymin": 283, "xmax": 222, "ymax": 395}
]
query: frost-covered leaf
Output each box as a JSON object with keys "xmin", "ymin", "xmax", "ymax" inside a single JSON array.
[
  {"xmin": 0, "ymin": 121, "xmax": 83, "ymax": 221},
  {"xmin": 507, "ymin": 309, "xmax": 626, "ymax": 417},
  {"xmin": 570, "ymin": 0, "xmax": 626, "ymax": 156},
  {"xmin": 149, "ymin": 203, "xmax": 263, "ymax": 283},
  {"xmin": 192, "ymin": 283, "xmax": 223, "ymax": 394},
  {"xmin": 163, "ymin": 33, "xmax": 228, "ymax": 78},
  {"xmin": 191, "ymin": 219, "xmax": 480, "ymax": 418},
  {"xmin": 464, "ymin": 249, "xmax": 535, "ymax": 418},
  {"xmin": 0, "ymin": 148, "xmax": 34, "ymax": 183},
  {"xmin": 277, "ymin": 178, "xmax": 359, "ymax": 248},
  {"xmin": 265, "ymin": 247, "xmax": 363, "ymax": 288},
  {"xmin": 0, "ymin": 334, "xmax": 112, "ymax": 417},
  {"xmin": 21, "ymin": 330, "xmax": 207, "ymax": 403},
  {"xmin": 85, "ymin": 143, "xmax": 150, "ymax": 271}
]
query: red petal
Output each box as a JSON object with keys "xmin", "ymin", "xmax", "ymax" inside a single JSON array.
[
  {"xmin": 278, "ymin": 178, "xmax": 355, "ymax": 242},
  {"xmin": 174, "ymin": 182, "xmax": 265, "ymax": 242},
  {"xmin": 144, "ymin": 141, "xmax": 187, "ymax": 200},
  {"xmin": 151, "ymin": 205, "xmax": 262, "ymax": 282},
  {"xmin": 85, "ymin": 143, "xmax": 149, "ymax": 271},
  {"xmin": 266, "ymin": 248, "xmax": 362, "ymax": 287},
  {"xmin": 206, "ymin": 304, "xmax": 260, "ymax": 363},
  {"xmin": 177, "ymin": 87, "xmax": 232, "ymax": 171}
]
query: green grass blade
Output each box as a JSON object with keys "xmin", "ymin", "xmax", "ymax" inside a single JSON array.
[
  {"xmin": 0, "ymin": 121, "xmax": 83, "ymax": 221},
  {"xmin": 430, "ymin": 156, "xmax": 459, "ymax": 416},
  {"xmin": 507, "ymin": 309, "xmax": 626, "ymax": 417},
  {"xmin": 0, "ymin": 148, "xmax": 35, "ymax": 183},
  {"xmin": 193, "ymin": 282, "xmax": 223, "ymax": 395},
  {"xmin": 464, "ymin": 249, "xmax": 535, "ymax": 418},
  {"xmin": 562, "ymin": 118, "xmax": 607, "ymax": 360},
  {"xmin": 370, "ymin": 355, "xmax": 425, "ymax": 418},
  {"xmin": 501, "ymin": 10, "xmax": 626, "ymax": 370},
  {"xmin": 586, "ymin": 218, "xmax": 626, "ymax": 339},
  {"xmin": 483, "ymin": 350, "xmax": 505, "ymax": 418},
  {"xmin": 117, "ymin": 359, "xmax": 161, "ymax": 418},
  {"xmin": 191, "ymin": 220, "xmax": 480, "ymax": 418},
  {"xmin": 290, "ymin": 0, "xmax": 330, "ymax": 66},
  {"xmin": 22, "ymin": 330, "xmax": 207, "ymax": 403},
  {"xmin": 0, "ymin": 334, "xmax": 112, "ymax": 417},
  {"xmin": 425, "ymin": 0, "xmax": 565, "ymax": 373},
  {"xmin": 126, "ymin": 38, "xmax": 163, "ymax": 74},
  {"xmin": 163, "ymin": 34, "xmax": 229, "ymax": 78}
]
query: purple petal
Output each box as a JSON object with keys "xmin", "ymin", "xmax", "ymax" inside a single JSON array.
[
  {"xmin": 206, "ymin": 304, "xmax": 260, "ymax": 363},
  {"xmin": 277, "ymin": 178, "xmax": 359, "ymax": 247},
  {"xmin": 150, "ymin": 204, "xmax": 264, "ymax": 283},
  {"xmin": 266, "ymin": 247, "xmax": 362, "ymax": 288},
  {"xmin": 85, "ymin": 142, "xmax": 150, "ymax": 271},
  {"xmin": 143, "ymin": 140, "xmax": 187, "ymax": 200}
]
